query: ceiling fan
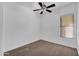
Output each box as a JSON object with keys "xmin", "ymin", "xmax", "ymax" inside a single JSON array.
[{"xmin": 33, "ymin": 2, "xmax": 55, "ymax": 14}]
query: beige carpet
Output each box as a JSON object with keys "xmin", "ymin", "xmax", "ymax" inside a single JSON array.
[{"xmin": 4, "ymin": 40, "xmax": 78, "ymax": 56}]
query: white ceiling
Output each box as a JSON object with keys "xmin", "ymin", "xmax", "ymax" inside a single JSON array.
[
  {"xmin": 45, "ymin": 2, "xmax": 73, "ymax": 9},
  {"xmin": 15, "ymin": 2, "xmax": 73, "ymax": 9}
]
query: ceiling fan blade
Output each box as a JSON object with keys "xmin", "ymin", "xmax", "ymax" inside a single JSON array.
[
  {"xmin": 40, "ymin": 11, "xmax": 43, "ymax": 14},
  {"xmin": 46, "ymin": 9, "xmax": 52, "ymax": 13},
  {"xmin": 38, "ymin": 2, "xmax": 43, "ymax": 8},
  {"xmin": 33, "ymin": 9, "xmax": 41, "ymax": 11},
  {"xmin": 47, "ymin": 4, "xmax": 55, "ymax": 8}
]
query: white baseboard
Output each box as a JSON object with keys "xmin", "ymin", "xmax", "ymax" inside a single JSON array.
[
  {"xmin": 4, "ymin": 39, "xmax": 40, "ymax": 52},
  {"xmin": 42, "ymin": 38, "xmax": 77, "ymax": 48}
]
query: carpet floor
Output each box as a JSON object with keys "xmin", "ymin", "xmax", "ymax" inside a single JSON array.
[{"xmin": 4, "ymin": 40, "xmax": 78, "ymax": 56}]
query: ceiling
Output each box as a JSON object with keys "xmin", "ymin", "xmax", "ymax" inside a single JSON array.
[
  {"xmin": 45, "ymin": 2, "xmax": 73, "ymax": 9},
  {"xmin": 15, "ymin": 2, "xmax": 73, "ymax": 9}
]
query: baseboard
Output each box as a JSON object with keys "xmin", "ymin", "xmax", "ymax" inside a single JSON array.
[
  {"xmin": 4, "ymin": 39, "xmax": 40, "ymax": 52},
  {"xmin": 4, "ymin": 38, "xmax": 77, "ymax": 53},
  {"xmin": 42, "ymin": 39, "xmax": 77, "ymax": 49}
]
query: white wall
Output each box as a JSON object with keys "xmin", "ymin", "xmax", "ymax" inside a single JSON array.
[
  {"xmin": 0, "ymin": 2, "xmax": 3, "ymax": 52},
  {"xmin": 77, "ymin": 3, "xmax": 79, "ymax": 54},
  {"xmin": 41, "ymin": 3, "xmax": 77, "ymax": 48},
  {"xmin": 2, "ymin": 2, "xmax": 78, "ymax": 52},
  {"xmin": 3, "ymin": 2, "xmax": 40, "ymax": 52}
]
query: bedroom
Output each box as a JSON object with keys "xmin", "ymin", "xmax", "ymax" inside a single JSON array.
[{"xmin": 0, "ymin": 2, "xmax": 79, "ymax": 56}]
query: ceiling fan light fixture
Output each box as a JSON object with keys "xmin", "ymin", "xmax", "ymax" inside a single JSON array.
[{"xmin": 33, "ymin": 2, "xmax": 55, "ymax": 14}]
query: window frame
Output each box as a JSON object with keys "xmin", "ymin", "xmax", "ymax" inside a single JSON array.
[{"xmin": 60, "ymin": 14, "xmax": 74, "ymax": 39}]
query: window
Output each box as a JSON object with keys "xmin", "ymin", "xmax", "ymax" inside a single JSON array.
[{"xmin": 60, "ymin": 15, "xmax": 74, "ymax": 38}]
